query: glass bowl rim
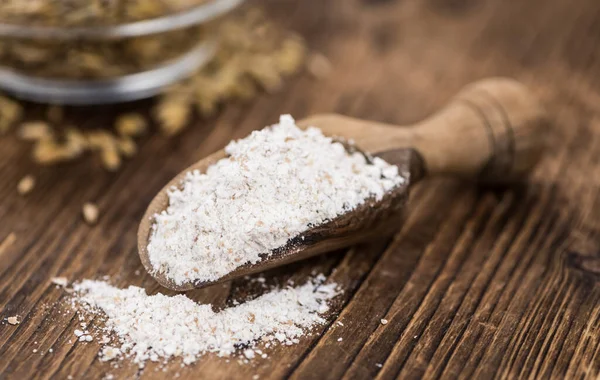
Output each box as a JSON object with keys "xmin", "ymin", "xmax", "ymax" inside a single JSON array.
[{"xmin": 0, "ymin": 39, "xmax": 216, "ymax": 105}]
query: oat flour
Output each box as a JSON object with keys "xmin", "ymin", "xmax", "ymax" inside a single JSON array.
[
  {"xmin": 147, "ymin": 115, "xmax": 404, "ymax": 285},
  {"xmin": 73, "ymin": 274, "xmax": 339, "ymax": 366}
]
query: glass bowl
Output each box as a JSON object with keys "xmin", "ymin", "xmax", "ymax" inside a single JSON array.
[{"xmin": 0, "ymin": 0, "xmax": 244, "ymax": 105}]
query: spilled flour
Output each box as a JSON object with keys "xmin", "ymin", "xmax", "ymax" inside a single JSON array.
[
  {"xmin": 73, "ymin": 274, "xmax": 339, "ymax": 367},
  {"xmin": 147, "ymin": 114, "xmax": 404, "ymax": 285}
]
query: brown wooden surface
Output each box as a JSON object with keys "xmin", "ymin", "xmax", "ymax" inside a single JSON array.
[{"xmin": 1, "ymin": 0, "xmax": 600, "ymax": 378}]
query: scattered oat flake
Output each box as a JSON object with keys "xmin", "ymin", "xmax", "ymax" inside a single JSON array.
[
  {"xmin": 117, "ymin": 137, "xmax": 137, "ymax": 158},
  {"xmin": 100, "ymin": 147, "xmax": 121, "ymax": 171},
  {"xmin": 154, "ymin": 95, "xmax": 191, "ymax": 136},
  {"xmin": 87, "ymin": 131, "xmax": 121, "ymax": 171},
  {"xmin": 82, "ymin": 203, "xmax": 99, "ymax": 225},
  {"xmin": 115, "ymin": 113, "xmax": 147, "ymax": 137},
  {"xmin": 380, "ymin": 319, "xmax": 388, "ymax": 325},
  {"xmin": 337, "ymin": 337, "xmax": 343, "ymax": 342},
  {"xmin": 18, "ymin": 121, "xmax": 52, "ymax": 141},
  {"xmin": 7, "ymin": 316, "xmax": 19, "ymax": 325},
  {"xmin": 17, "ymin": 175, "xmax": 35, "ymax": 195}
]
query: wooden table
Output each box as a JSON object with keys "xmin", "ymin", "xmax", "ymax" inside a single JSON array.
[{"xmin": 2, "ymin": 0, "xmax": 600, "ymax": 378}]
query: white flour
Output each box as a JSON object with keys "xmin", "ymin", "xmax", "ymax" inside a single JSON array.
[
  {"xmin": 147, "ymin": 115, "xmax": 404, "ymax": 285},
  {"xmin": 73, "ymin": 274, "xmax": 338, "ymax": 367}
]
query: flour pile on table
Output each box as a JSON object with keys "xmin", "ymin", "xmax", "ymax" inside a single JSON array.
[
  {"xmin": 73, "ymin": 274, "xmax": 339, "ymax": 367},
  {"xmin": 147, "ymin": 114, "xmax": 404, "ymax": 285}
]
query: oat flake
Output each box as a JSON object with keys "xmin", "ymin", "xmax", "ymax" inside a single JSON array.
[{"xmin": 17, "ymin": 175, "xmax": 35, "ymax": 195}]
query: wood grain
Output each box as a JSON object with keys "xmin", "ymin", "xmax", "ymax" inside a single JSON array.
[{"xmin": 2, "ymin": 0, "xmax": 600, "ymax": 378}]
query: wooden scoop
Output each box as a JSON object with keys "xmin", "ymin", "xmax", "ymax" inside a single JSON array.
[{"xmin": 138, "ymin": 77, "xmax": 548, "ymax": 291}]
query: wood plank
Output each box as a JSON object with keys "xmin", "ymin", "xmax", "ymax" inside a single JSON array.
[{"xmin": 1, "ymin": 0, "xmax": 600, "ymax": 378}]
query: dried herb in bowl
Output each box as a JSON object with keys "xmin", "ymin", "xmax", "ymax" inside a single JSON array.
[
  {"xmin": 0, "ymin": 0, "xmax": 243, "ymax": 103},
  {"xmin": 0, "ymin": 27, "xmax": 207, "ymax": 79}
]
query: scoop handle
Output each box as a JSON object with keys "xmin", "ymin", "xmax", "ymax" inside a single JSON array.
[
  {"xmin": 391, "ymin": 77, "xmax": 548, "ymax": 182},
  {"xmin": 404, "ymin": 78, "xmax": 548, "ymax": 182},
  {"xmin": 303, "ymin": 78, "xmax": 547, "ymax": 182}
]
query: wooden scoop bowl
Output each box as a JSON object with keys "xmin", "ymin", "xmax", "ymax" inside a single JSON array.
[{"xmin": 138, "ymin": 77, "xmax": 548, "ymax": 291}]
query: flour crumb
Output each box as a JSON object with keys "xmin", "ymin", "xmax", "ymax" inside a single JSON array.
[
  {"xmin": 72, "ymin": 274, "xmax": 340, "ymax": 367},
  {"xmin": 147, "ymin": 115, "xmax": 405, "ymax": 286},
  {"xmin": 101, "ymin": 347, "xmax": 121, "ymax": 362},
  {"xmin": 337, "ymin": 337, "xmax": 343, "ymax": 342},
  {"xmin": 376, "ymin": 363, "xmax": 383, "ymax": 368},
  {"xmin": 82, "ymin": 202, "xmax": 99, "ymax": 225},
  {"xmin": 7, "ymin": 316, "xmax": 19, "ymax": 325},
  {"xmin": 51, "ymin": 277, "xmax": 68, "ymax": 287}
]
